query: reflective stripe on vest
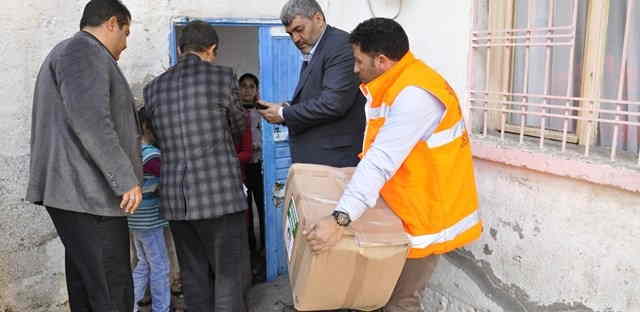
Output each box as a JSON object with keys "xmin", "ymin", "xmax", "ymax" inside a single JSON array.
[
  {"xmin": 408, "ymin": 210, "xmax": 480, "ymax": 249},
  {"xmin": 368, "ymin": 104, "xmax": 467, "ymax": 150},
  {"xmin": 366, "ymin": 103, "xmax": 390, "ymax": 119},
  {"xmin": 424, "ymin": 119, "xmax": 467, "ymax": 148}
]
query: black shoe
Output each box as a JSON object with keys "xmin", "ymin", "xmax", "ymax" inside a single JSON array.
[{"xmin": 137, "ymin": 296, "xmax": 151, "ymax": 307}]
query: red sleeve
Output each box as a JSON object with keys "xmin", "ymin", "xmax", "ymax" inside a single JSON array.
[
  {"xmin": 143, "ymin": 157, "xmax": 161, "ymax": 177},
  {"xmin": 236, "ymin": 113, "xmax": 253, "ymax": 165}
]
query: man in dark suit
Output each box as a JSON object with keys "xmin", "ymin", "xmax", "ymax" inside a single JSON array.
[
  {"xmin": 258, "ymin": 0, "xmax": 365, "ymax": 167},
  {"xmin": 26, "ymin": 1, "xmax": 142, "ymax": 311},
  {"xmin": 143, "ymin": 21, "xmax": 250, "ymax": 312}
]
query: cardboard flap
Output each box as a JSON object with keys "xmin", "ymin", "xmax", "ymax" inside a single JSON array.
[
  {"xmin": 349, "ymin": 199, "xmax": 410, "ymax": 247},
  {"xmin": 286, "ymin": 164, "xmax": 410, "ymax": 248}
]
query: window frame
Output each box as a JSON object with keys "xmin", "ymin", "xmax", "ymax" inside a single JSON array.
[
  {"xmin": 483, "ymin": 0, "xmax": 605, "ymax": 146},
  {"xmin": 468, "ymin": 0, "xmax": 639, "ymax": 163}
]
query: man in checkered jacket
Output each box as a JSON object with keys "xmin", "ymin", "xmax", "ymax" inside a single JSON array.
[{"xmin": 143, "ymin": 21, "xmax": 250, "ymax": 312}]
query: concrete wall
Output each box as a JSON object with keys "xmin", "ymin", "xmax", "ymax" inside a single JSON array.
[
  {"xmin": 427, "ymin": 156, "xmax": 640, "ymax": 312},
  {"xmin": 215, "ymin": 26, "xmax": 259, "ymax": 78},
  {"xmin": 1, "ymin": 0, "xmax": 639, "ymax": 311},
  {"xmin": 174, "ymin": 25, "xmax": 260, "ymax": 78}
]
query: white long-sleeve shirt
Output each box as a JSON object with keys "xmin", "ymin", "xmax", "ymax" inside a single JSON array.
[{"xmin": 335, "ymin": 86, "xmax": 445, "ymax": 220}]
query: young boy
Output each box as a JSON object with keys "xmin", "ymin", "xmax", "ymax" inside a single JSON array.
[{"xmin": 128, "ymin": 107, "xmax": 171, "ymax": 312}]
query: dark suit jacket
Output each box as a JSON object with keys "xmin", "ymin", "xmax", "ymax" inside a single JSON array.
[
  {"xmin": 26, "ymin": 31, "xmax": 143, "ymax": 217},
  {"xmin": 283, "ymin": 25, "xmax": 366, "ymax": 167},
  {"xmin": 143, "ymin": 54, "xmax": 247, "ymax": 221}
]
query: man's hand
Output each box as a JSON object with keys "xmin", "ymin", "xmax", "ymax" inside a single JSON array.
[
  {"xmin": 256, "ymin": 100, "xmax": 284, "ymax": 124},
  {"xmin": 303, "ymin": 215, "xmax": 345, "ymax": 255},
  {"xmin": 120, "ymin": 185, "xmax": 142, "ymax": 214}
]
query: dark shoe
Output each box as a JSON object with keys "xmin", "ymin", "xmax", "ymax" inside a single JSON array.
[
  {"xmin": 171, "ymin": 278, "xmax": 183, "ymax": 295},
  {"xmin": 137, "ymin": 296, "xmax": 151, "ymax": 306}
]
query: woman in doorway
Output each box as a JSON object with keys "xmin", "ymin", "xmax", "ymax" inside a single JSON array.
[{"xmin": 239, "ymin": 73, "xmax": 266, "ymax": 283}]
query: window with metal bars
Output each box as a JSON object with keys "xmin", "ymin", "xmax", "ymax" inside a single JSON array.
[{"xmin": 467, "ymin": 0, "xmax": 640, "ymax": 164}]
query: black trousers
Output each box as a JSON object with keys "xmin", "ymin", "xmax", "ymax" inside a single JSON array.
[
  {"xmin": 170, "ymin": 212, "xmax": 251, "ymax": 312},
  {"xmin": 46, "ymin": 207, "xmax": 133, "ymax": 312},
  {"xmin": 245, "ymin": 162, "xmax": 265, "ymax": 251}
]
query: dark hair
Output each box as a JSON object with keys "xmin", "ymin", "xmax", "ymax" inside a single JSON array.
[
  {"xmin": 349, "ymin": 18, "xmax": 409, "ymax": 61},
  {"xmin": 79, "ymin": 0, "xmax": 131, "ymax": 30},
  {"xmin": 239, "ymin": 73, "xmax": 259, "ymax": 89},
  {"xmin": 137, "ymin": 107, "xmax": 151, "ymax": 129},
  {"xmin": 179, "ymin": 21, "xmax": 219, "ymax": 54}
]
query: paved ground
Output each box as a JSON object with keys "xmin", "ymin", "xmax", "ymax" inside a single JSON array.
[
  {"xmin": 247, "ymin": 275, "xmax": 295, "ymax": 312},
  {"xmin": 247, "ymin": 276, "xmax": 367, "ymax": 312},
  {"xmin": 136, "ymin": 275, "xmax": 294, "ymax": 312}
]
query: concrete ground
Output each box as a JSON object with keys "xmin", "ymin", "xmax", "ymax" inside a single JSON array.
[
  {"xmin": 135, "ymin": 275, "xmax": 294, "ymax": 312},
  {"xmin": 247, "ymin": 275, "xmax": 296, "ymax": 312},
  {"xmin": 247, "ymin": 276, "xmax": 372, "ymax": 312}
]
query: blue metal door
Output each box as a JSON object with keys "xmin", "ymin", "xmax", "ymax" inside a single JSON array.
[{"xmin": 259, "ymin": 26, "xmax": 302, "ymax": 281}]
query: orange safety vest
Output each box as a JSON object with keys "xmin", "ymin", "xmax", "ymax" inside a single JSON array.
[{"xmin": 361, "ymin": 51, "xmax": 482, "ymax": 258}]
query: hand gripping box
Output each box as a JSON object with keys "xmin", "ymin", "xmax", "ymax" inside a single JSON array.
[{"xmin": 283, "ymin": 164, "xmax": 410, "ymax": 311}]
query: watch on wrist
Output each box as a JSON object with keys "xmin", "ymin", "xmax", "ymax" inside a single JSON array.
[{"xmin": 332, "ymin": 210, "xmax": 351, "ymax": 227}]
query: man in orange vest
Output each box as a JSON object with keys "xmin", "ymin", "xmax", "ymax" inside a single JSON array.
[{"xmin": 303, "ymin": 18, "xmax": 483, "ymax": 311}]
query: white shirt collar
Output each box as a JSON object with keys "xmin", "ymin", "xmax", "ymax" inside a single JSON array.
[{"xmin": 302, "ymin": 25, "xmax": 327, "ymax": 62}]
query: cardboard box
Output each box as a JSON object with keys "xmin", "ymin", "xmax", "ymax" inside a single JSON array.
[{"xmin": 284, "ymin": 164, "xmax": 410, "ymax": 311}]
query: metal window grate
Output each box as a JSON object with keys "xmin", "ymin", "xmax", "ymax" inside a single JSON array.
[{"xmin": 467, "ymin": 0, "xmax": 640, "ymax": 164}]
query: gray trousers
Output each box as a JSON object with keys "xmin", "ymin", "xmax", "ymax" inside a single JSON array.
[{"xmin": 385, "ymin": 255, "xmax": 440, "ymax": 312}]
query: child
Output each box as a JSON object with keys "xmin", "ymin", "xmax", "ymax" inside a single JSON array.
[
  {"xmin": 128, "ymin": 107, "xmax": 171, "ymax": 312},
  {"xmin": 239, "ymin": 73, "xmax": 267, "ymax": 283}
]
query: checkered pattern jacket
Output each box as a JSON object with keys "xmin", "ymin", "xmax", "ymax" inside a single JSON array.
[{"xmin": 143, "ymin": 54, "xmax": 247, "ymax": 220}]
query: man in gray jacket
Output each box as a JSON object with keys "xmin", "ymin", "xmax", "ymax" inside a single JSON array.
[{"xmin": 26, "ymin": 1, "xmax": 142, "ymax": 311}]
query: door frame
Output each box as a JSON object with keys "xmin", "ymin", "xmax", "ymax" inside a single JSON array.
[{"xmin": 169, "ymin": 17, "xmax": 283, "ymax": 65}]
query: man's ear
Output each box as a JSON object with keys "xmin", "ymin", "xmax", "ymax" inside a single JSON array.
[
  {"xmin": 376, "ymin": 54, "xmax": 393, "ymax": 70},
  {"xmin": 313, "ymin": 11, "xmax": 324, "ymax": 24},
  {"xmin": 105, "ymin": 16, "xmax": 119, "ymax": 32},
  {"xmin": 207, "ymin": 44, "xmax": 217, "ymax": 58}
]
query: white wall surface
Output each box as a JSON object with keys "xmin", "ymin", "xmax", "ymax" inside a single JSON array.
[{"xmin": 324, "ymin": 0, "xmax": 473, "ymax": 107}]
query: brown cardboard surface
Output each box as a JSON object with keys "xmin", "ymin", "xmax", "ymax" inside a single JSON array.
[{"xmin": 284, "ymin": 164, "xmax": 410, "ymax": 311}]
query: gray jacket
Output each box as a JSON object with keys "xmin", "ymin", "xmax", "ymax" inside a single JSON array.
[{"xmin": 26, "ymin": 31, "xmax": 143, "ymax": 216}]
